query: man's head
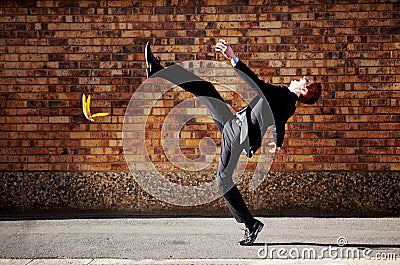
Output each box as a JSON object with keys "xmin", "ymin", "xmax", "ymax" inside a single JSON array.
[{"xmin": 289, "ymin": 76, "xmax": 322, "ymax": 104}]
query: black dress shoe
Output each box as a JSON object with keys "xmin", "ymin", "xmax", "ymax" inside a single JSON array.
[
  {"xmin": 145, "ymin": 41, "xmax": 164, "ymax": 78},
  {"xmin": 239, "ymin": 219, "xmax": 264, "ymax": 246}
]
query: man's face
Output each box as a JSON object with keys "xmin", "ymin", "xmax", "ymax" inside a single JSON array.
[{"xmin": 290, "ymin": 76, "xmax": 314, "ymax": 95}]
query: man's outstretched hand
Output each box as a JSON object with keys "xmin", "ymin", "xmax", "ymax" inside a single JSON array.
[
  {"xmin": 215, "ymin": 39, "xmax": 236, "ymax": 60},
  {"xmin": 268, "ymin": 142, "xmax": 281, "ymax": 153}
]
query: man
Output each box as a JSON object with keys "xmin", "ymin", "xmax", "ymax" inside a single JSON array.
[{"xmin": 145, "ymin": 39, "xmax": 322, "ymax": 245}]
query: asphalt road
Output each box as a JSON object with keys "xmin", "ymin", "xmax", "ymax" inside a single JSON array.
[{"xmin": 0, "ymin": 217, "xmax": 399, "ymax": 263}]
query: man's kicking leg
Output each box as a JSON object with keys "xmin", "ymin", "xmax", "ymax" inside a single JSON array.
[{"xmin": 145, "ymin": 41, "xmax": 233, "ymax": 132}]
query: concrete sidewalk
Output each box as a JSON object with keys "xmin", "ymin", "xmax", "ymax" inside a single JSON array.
[
  {"xmin": 0, "ymin": 259, "xmax": 399, "ymax": 264},
  {"xmin": 0, "ymin": 217, "xmax": 398, "ymax": 264}
]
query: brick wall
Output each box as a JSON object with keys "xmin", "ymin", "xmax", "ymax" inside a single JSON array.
[
  {"xmin": 0, "ymin": 0, "xmax": 399, "ymax": 216},
  {"xmin": 1, "ymin": 0, "xmax": 398, "ymax": 172}
]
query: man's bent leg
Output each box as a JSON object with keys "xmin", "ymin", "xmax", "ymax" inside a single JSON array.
[
  {"xmin": 217, "ymin": 121, "xmax": 256, "ymax": 227},
  {"xmin": 224, "ymin": 185, "xmax": 256, "ymax": 227}
]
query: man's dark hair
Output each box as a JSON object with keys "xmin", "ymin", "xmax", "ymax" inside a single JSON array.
[{"xmin": 298, "ymin": 83, "xmax": 322, "ymax": 104}]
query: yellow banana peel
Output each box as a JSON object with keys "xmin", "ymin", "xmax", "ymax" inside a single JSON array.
[{"xmin": 82, "ymin": 93, "xmax": 109, "ymax": 122}]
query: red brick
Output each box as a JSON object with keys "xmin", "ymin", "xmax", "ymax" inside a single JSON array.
[{"xmin": 0, "ymin": 1, "xmax": 397, "ymax": 172}]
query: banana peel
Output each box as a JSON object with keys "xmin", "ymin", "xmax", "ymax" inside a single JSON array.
[{"xmin": 82, "ymin": 93, "xmax": 109, "ymax": 122}]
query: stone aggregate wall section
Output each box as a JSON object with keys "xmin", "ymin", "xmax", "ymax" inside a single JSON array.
[
  {"xmin": 0, "ymin": 0, "xmax": 399, "ymax": 171},
  {"xmin": 0, "ymin": 171, "xmax": 398, "ymax": 216}
]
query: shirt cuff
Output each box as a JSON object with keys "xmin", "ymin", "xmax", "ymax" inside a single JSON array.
[{"xmin": 230, "ymin": 57, "xmax": 239, "ymax": 67}]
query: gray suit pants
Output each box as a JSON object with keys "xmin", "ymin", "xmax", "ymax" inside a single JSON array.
[{"xmin": 153, "ymin": 65, "xmax": 257, "ymax": 227}]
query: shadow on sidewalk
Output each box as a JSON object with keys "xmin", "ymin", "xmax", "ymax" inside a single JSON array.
[{"xmin": 246, "ymin": 242, "xmax": 400, "ymax": 249}]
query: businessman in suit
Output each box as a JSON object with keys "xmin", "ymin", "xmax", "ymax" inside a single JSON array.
[{"xmin": 145, "ymin": 39, "xmax": 322, "ymax": 245}]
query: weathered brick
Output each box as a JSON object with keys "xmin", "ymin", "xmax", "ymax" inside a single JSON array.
[{"xmin": 0, "ymin": 0, "xmax": 398, "ymax": 174}]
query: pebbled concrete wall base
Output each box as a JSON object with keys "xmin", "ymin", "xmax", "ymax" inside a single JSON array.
[{"xmin": 0, "ymin": 171, "xmax": 398, "ymax": 218}]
